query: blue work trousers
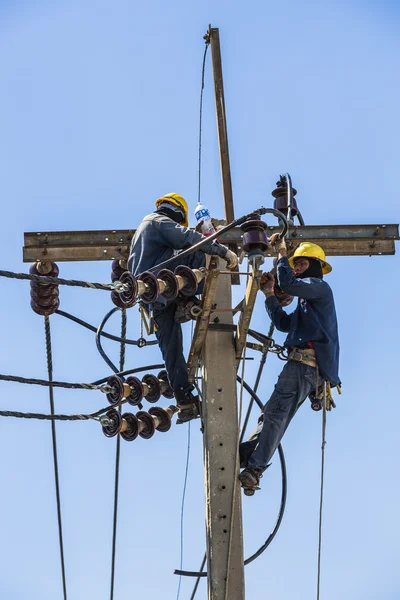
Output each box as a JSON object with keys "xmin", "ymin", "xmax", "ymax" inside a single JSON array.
[
  {"xmin": 247, "ymin": 360, "xmax": 317, "ymax": 470},
  {"xmin": 153, "ymin": 251, "xmax": 206, "ymax": 395}
]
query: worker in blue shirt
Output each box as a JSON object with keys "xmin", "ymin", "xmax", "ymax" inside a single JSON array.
[
  {"xmin": 128, "ymin": 193, "xmax": 238, "ymax": 423},
  {"xmin": 239, "ymin": 234, "xmax": 340, "ymax": 494}
]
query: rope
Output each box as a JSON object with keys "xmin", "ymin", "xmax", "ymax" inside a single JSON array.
[
  {"xmin": 44, "ymin": 316, "xmax": 67, "ymax": 600},
  {"xmin": 0, "ymin": 269, "xmax": 126, "ymax": 292},
  {"xmin": 224, "ymin": 344, "xmax": 246, "ymax": 600},
  {"xmin": 110, "ymin": 309, "xmax": 127, "ymax": 600},
  {"xmin": 317, "ymin": 381, "xmax": 327, "ymax": 600},
  {"xmin": 176, "ymin": 422, "xmax": 191, "ymax": 600}
]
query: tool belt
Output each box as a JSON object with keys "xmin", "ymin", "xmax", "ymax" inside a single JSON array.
[{"xmin": 288, "ymin": 347, "xmax": 317, "ymax": 368}]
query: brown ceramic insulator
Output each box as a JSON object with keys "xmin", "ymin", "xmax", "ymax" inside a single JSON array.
[
  {"xmin": 136, "ymin": 411, "xmax": 156, "ymax": 439},
  {"xmin": 142, "ymin": 374, "xmax": 161, "ymax": 403},
  {"xmin": 148, "ymin": 407, "xmax": 172, "ymax": 433},
  {"xmin": 29, "ymin": 262, "xmax": 59, "ymax": 277},
  {"xmin": 125, "ymin": 376, "xmax": 144, "ymax": 406},
  {"xmin": 120, "ymin": 412, "xmax": 139, "ymax": 441},
  {"xmin": 157, "ymin": 370, "xmax": 174, "ymax": 399},
  {"xmin": 174, "ymin": 266, "xmax": 198, "ymax": 297},
  {"xmin": 118, "ymin": 272, "xmax": 138, "ymax": 306},
  {"xmin": 106, "ymin": 375, "xmax": 124, "ymax": 405},
  {"xmin": 30, "ymin": 298, "xmax": 60, "ymax": 317},
  {"xmin": 30, "ymin": 282, "xmax": 59, "ymax": 298},
  {"xmin": 241, "ymin": 217, "xmax": 269, "ymax": 255},
  {"xmin": 30, "ymin": 290, "xmax": 59, "ymax": 308},
  {"xmin": 110, "ymin": 290, "xmax": 127, "ymax": 309},
  {"xmin": 101, "ymin": 409, "xmax": 122, "ymax": 438},
  {"xmin": 157, "ymin": 269, "xmax": 179, "ymax": 302},
  {"xmin": 137, "ymin": 271, "xmax": 159, "ymax": 304},
  {"xmin": 271, "ymin": 182, "xmax": 299, "ymax": 218}
]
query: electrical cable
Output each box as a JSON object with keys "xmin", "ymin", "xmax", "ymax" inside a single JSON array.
[
  {"xmin": 44, "ymin": 316, "xmax": 68, "ymax": 600},
  {"xmin": 55, "ymin": 309, "xmax": 157, "ymax": 346},
  {"xmin": 145, "ymin": 207, "xmax": 288, "ymax": 275},
  {"xmin": 176, "ymin": 422, "xmax": 191, "ymax": 600},
  {"xmin": 0, "ymin": 269, "xmax": 125, "ymax": 292},
  {"xmin": 174, "ymin": 377, "xmax": 287, "ymax": 580},
  {"xmin": 110, "ymin": 309, "xmax": 127, "ymax": 600},
  {"xmin": 317, "ymin": 382, "xmax": 327, "ymax": 600}
]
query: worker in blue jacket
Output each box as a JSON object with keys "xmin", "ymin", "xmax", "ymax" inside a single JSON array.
[
  {"xmin": 239, "ymin": 234, "xmax": 340, "ymax": 494},
  {"xmin": 128, "ymin": 193, "xmax": 238, "ymax": 423}
]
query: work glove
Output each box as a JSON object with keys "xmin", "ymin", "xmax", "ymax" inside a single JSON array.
[
  {"xmin": 224, "ymin": 248, "xmax": 239, "ymax": 270},
  {"xmin": 269, "ymin": 233, "xmax": 286, "ymax": 253},
  {"xmin": 259, "ymin": 272, "xmax": 275, "ymax": 296}
]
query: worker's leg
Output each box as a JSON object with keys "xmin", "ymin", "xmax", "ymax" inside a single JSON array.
[
  {"xmin": 246, "ymin": 361, "xmax": 316, "ymax": 471},
  {"xmin": 153, "ymin": 302, "xmax": 191, "ymax": 399}
]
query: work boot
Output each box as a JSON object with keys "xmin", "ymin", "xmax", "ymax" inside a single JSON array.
[
  {"xmin": 174, "ymin": 296, "xmax": 202, "ymax": 324},
  {"xmin": 239, "ymin": 440, "xmax": 258, "ymax": 468},
  {"xmin": 175, "ymin": 386, "xmax": 201, "ymax": 424},
  {"xmin": 239, "ymin": 468, "xmax": 263, "ymax": 496}
]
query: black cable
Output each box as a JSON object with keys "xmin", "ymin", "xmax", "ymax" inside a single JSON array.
[
  {"xmin": 110, "ymin": 310, "xmax": 126, "ymax": 600},
  {"xmin": 96, "ymin": 307, "xmax": 122, "ymax": 374},
  {"xmin": 239, "ymin": 322, "xmax": 275, "ymax": 444},
  {"xmin": 91, "ymin": 364, "xmax": 165, "ymax": 386},
  {"xmin": 175, "ymin": 378, "xmax": 287, "ymax": 580},
  {"xmin": 145, "ymin": 208, "xmax": 288, "ymax": 275},
  {"xmin": 44, "ymin": 316, "xmax": 68, "ymax": 600},
  {"xmin": 197, "ymin": 39, "xmax": 210, "ymax": 205},
  {"xmin": 0, "ymin": 373, "xmax": 105, "ymax": 390},
  {"xmin": 55, "ymin": 309, "xmax": 158, "ymax": 346}
]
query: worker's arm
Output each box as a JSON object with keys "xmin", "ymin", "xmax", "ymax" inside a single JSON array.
[
  {"xmin": 261, "ymin": 272, "xmax": 292, "ymax": 332},
  {"xmin": 276, "ymin": 257, "xmax": 328, "ymax": 299},
  {"xmin": 158, "ymin": 219, "xmax": 228, "ymax": 258}
]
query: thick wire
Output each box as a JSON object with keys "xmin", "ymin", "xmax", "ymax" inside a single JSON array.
[
  {"xmin": 44, "ymin": 316, "xmax": 67, "ymax": 600},
  {"xmin": 96, "ymin": 307, "xmax": 122, "ymax": 374},
  {"xmin": 176, "ymin": 378, "xmax": 287, "ymax": 581},
  {"xmin": 176, "ymin": 422, "xmax": 191, "ymax": 600},
  {"xmin": 145, "ymin": 207, "xmax": 288, "ymax": 275},
  {"xmin": 0, "ymin": 373, "xmax": 104, "ymax": 391},
  {"xmin": 317, "ymin": 382, "xmax": 327, "ymax": 600},
  {"xmin": 0, "ymin": 269, "xmax": 122, "ymax": 291},
  {"xmin": 197, "ymin": 40, "xmax": 210, "ymax": 205},
  {"xmin": 239, "ymin": 322, "xmax": 275, "ymax": 443},
  {"xmin": 110, "ymin": 309, "xmax": 127, "ymax": 600},
  {"xmin": 56, "ymin": 309, "xmax": 157, "ymax": 346}
]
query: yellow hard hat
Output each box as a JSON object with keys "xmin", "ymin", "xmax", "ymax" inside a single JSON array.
[
  {"xmin": 155, "ymin": 193, "xmax": 189, "ymax": 227},
  {"xmin": 288, "ymin": 242, "xmax": 332, "ymax": 275}
]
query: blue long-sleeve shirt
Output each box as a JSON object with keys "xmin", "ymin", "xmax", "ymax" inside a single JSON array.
[
  {"xmin": 265, "ymin": 257, "xmax": 340, "ymax": 386},
  {"xmin": 128, "ymin": 212, "xmax": 228, "ymax": 275}
]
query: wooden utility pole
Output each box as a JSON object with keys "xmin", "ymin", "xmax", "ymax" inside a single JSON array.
[{"xmin": 21, "ymin": 26, "xmax": 399, "ymax": 600}]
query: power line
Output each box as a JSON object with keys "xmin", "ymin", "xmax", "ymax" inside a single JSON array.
[{"xmin": 44, "ymin": 316, "xmax": 67, "ymax": 600}]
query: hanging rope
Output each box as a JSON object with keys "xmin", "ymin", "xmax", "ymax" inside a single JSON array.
[
  {"xmin": 110, "ymin": 309, "xmax": 127, "ymax": 600},
  {"xmin": 44, "ymin": 316, "xmax": 67, "ymax": 600},
  {"xmin": 317, "ymin": 381, "xmax": 327, "ymax": 600},
  {"xmin": 197, "ymin": 37, "xmax": 210, "ymax": 205}
]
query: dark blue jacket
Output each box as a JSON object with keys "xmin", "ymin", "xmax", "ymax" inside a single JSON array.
[
  {"xmin": 128, "ymin": 212, "xmax": 228, "ymax": 276},
  {"xmin": 265, "ymin": 257, "xmax": 340, "ymax": 386}
]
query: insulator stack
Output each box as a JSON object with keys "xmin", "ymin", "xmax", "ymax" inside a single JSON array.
[
  {"xmin": 30, "ymin": 261, "xmax": 60, "ymax": 316},
  {"xmin": 118, "ymin": 267, "xmax": 206, "ymax": 306},
  {"xmin": 271, "ymin": 177, "xmax": 299, "ymax": 219},
  {"xmin": 100, "ymin": 405, "xmax": 179, "ymax": 440},
  {"xmin": 110, "ymin": 259, "xmax": 130, "ymax": 308},
  {"xmin": 105, "ymin": 372, "xmax": 175, "ymax": 406},
  {"xmin": 241, "ymin": 213, "xmax": 269, "ymax": 260}
]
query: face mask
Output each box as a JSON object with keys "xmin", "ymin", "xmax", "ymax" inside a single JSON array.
[
  {"xmin": 296, "ymin": 258, "xmax": 323, "ymax": 279},
  {"xmin": 156, "ymin": 203, "xmax": 185, "ymax": 224}
]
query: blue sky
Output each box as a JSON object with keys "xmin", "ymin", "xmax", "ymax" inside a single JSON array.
[{"xmin": 0, "ymin": 1, "xmax": 399, "ymax": 599}]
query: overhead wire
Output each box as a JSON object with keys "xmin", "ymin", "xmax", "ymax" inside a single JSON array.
[
  {"xmin": 110, "ymin": 309, "xmax": 127, "ymax": 600},
  {"xmin": 317, "ymin": 382, "xmax": 328, "ymax": 600},
  {"xmin": 44, "ymin": 316, "xmax": 68, "ymax": 600}
]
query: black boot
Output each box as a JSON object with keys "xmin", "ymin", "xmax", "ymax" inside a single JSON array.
[
  {"xmin": 175, "ymin": 385, "xmax": 201, "ymax": 424},
  {"xmin": 174, "ymin": 296, "xmax": 202, "ymax": 324}
]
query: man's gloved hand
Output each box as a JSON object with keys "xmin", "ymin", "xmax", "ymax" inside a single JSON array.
[
  {"xmin": 269, "ymin": 233, "xmax": 286, "ymax": 253},
  {"xmin": 260, "ymin": 272, "xmax": 275, "ymax": 296},
  {"xmin": 224, "ymin": 248, "xmax": 239, "ymax": 270}
]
